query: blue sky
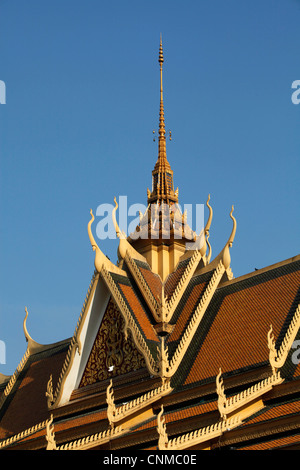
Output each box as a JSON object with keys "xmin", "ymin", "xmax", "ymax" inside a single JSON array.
[{"xmin": 0, "ymin": 0, "xmax": 299, "ymax": 375}]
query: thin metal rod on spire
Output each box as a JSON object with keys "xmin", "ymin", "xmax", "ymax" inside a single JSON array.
[{"xmin": 158, "ymin": 35, "xmax": 166, "ymax": 161}]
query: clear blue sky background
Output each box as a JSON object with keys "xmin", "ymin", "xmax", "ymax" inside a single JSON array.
[{"xmin": 0, "ymin": 0, "xmax": 299, "ymax": 375}]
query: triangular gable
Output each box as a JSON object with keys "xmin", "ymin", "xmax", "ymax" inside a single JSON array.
[{"xmin": 79, "ymin": 298, "xmax": 147, "ymax": 387}]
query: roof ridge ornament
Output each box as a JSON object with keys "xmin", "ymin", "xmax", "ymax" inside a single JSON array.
[
  {"xmin": 112, "ymin": 197, "xmax": 146, "ymax": 262},
  {"xmin": 268, "ymin": 302, "xmax": 300, "ymax": 372},
  {"xmin": 216, "ymin": 366, "xmax": 283, "ymax": 423},
  {"xmin": 147, "ymin": 36, "xmax": 178, "ymax": 206},
  {"xmin": 158, "ymin": 34, "xmax": 166, "ymax": 162},
  {"xmin": 157, "ymin": 405, "xmax": 169, "ymax": 450},
  {"xmin": 206, "ymin": 205, "xmax": 236, "ymax": 278},
  {"xmin": 46, "ymin": 374, "xmax": 54, "ymax": 409},
  {"xmin": 45, "ymin": 414, "xmax": 57, "ymax": 450},
  {"xmin": 88, "ymin": 209, "xmax": 125, "ymax": 274},
  {"xmin": 23, "ymin": 307, "xmax": 45, "ymax": 354}
]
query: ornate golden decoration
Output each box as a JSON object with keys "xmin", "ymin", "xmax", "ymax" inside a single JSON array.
[
  {"xmin": 107, "ymin": 380, "xmax": 172, "ymax": 427},
  {"xmin": 0, "ymin": 420, "xmax": 48, "ymax": 449},
  {"xmin": 268, "ymin": 303, "xmax": 300, "ymax": 373},
  {"xmin": 57, "ymin": 426, "xmax": 124, "ymax": 450},
  {"xmin": 216, "ymin": 367, "xmax": 283, "ymax": 422},
  {"xmin": 216, "ymin": 368, "xmax": 227, "ymax": 420},
  {"xmin": 46, "ymin": 374, "xmax": 54, "ymax": 409},
  {"xmin": 88, "ymin": 209, "xmax": 125, "ymax": 275},
  {"xmin": 79, "ymin": 300, "xmax": 146, "ymax": 387},
  {"xmin": 46, "ymin": 414, "xmax": 57, "ymax": 450},
  {"xmin": 157, "ymin": 405, "xmax": 168, "ymax": 450}
]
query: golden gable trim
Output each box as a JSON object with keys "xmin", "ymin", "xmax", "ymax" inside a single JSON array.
[{"xmin": 268, "ymin": 302, "xmax": 300, "ymax": 373}]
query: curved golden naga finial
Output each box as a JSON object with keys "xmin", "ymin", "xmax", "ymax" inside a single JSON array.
[
  {"xmin": 204, "ymin": 194, "xmax": 213, "ymax": 236},
  {"xmin": 208, "ymin": 204, "xmax": 237, "ymax": 271},
  {"xmin": 87, "ymin": 209, "xmax": 123, "ymax": 274},
  {"xmin": 157, "ymin": 405, "xmax": 168, "ymax": 450},
  {"xmin": 216, "ymin": 368, "xmax": 227, "ymax": 420},
  {"xmin": 46, "ymin": 374, "xmax": 54, "ymax": 408},
  {"xmin": 112, "ymin": 197, "xmax": 146, "ymax": 262},
  {"xmin": 112, "ymin": 197, "xmax": 126, "ymax": 240},
  {"xmin": 45, "ymin": 414, "xmax": 57, "ymax": 450},
  {"xmin": 227, "ymin": 205, "xmax": 237, "ymax": 248},
  {"xmin": 221, "ymin": 205, "xmax": 237, "ymax": 269},
  {"xmin": 112, "ymin": 197, "xmax": 128, "ymax": 261},
  {"xmin": 206, "ymin": 233, "xmax": 212, "ymax": 264},
  {"xmin": 87, "ymin": 209, "xmax": 98, "ymax": 251},
  {"xmin": 199, "ymin": 194, "xmax": 214, "ymax": 258},
  {"xmin": 267, "ymin": 324, "xmax": 277, "ymax": 374},
  {"xmin": 23, "ymin": 306, "xmax": 31, "ymax": 342},
  {"xmin": 23, "ymin": 307, "xmax": 43, "ymax": 354}
]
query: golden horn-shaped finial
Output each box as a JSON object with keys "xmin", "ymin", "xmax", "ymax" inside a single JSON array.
[
  {"xmin": 204, "ymin": 194, "xmax": 213, "ymax": 235},
  {"xmin": 198, "ymin": 194, "xmax": 213, "ymax": 258},
  {"xmin": 157, "ymin": 405, "xmax": 168, "ymax": 450},
  {"xmin": 87, "ymin": 209, "xmax": 97, "ymax": 251},
  {"xmin": 112, "ymin": 197, "xmax": 125, "ymax": 239},
  {"xmin": 23, "ymin": 306, "xmax": 43, "ymax": 353},
  {"xmin": 87, "ymin": 209, "xmax": 120, "ymax": 273},
  {"xmin": 221, "ymin": 205, "xmax": 237, "ymax": 269},
  {"xmin": 227, "ymin": 205, "xmax": 237, "ymax": 247},
  {"xmin": 112, "ymin": 198, "xmax": 148, "ymax": 263}
]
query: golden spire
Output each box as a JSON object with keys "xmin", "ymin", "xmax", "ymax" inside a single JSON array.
[
  {"xmin": 148, "ymin": 36, "xmax": 177, "ymax": 205},
  {"xmin": 158, "ymin": 34, "xmax": 167, "ymax": 163}
]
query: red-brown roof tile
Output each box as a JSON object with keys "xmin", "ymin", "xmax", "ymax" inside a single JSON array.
[
  {"xmin": 0, "ymin": 344, "xmax": 69, "ymax": 440},
  {"xmin": 183, "ymin": 267, "xmax": 300, "ymax": 387}
]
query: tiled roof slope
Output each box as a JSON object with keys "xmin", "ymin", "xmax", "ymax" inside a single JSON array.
[
  {"xmin": 0, "ymin": 340, "xmax": 70, "ymax": 441},
  {"xmin": 132, "ymin": 259, "xmax": 162, "ymax": 303},
  {"xmin": 1, "ymin": 257, "xmax": 299, "ymax": 450},
  {"xmin": 238, "ymin": 434, "xmax": 300, "ymax": 450},
  {"xmin": 215, "ymin": 394, "xmax": 300, "ymax": 450},
  {"xmin": 110, "ymin": 271, "xmax": 160, "ymax": 356},
  {"xmin": 171, "ymin": 257, "xmax": 300, "ymax": 389},
  {"xmin": 164, "ymin": 257, "xmax": 191, "ymax": 300},
  {"xmin": 242, "ymin": 396, "xmax": 300, "ymax": 427}
]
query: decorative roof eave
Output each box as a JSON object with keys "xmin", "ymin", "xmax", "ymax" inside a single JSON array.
[
  {"xmin": 0, "ymin": 306, "xmax": 73, "ymax": 412},
  {"xmin": 216, "ymin": 368, "xmax": 284, "ymax": 421},
  {"xmin": 0, "ymin": 373, "xmax": 10, "ymax": 386},
  {"xmin": 0, "ymin": 419, "xmax": 48, "ymax": 450},
  {"xmin": 157, "ymin": 405, "xmax": 241, "ymax": 450},
  {"xmin": 106, "ymin": 379, "xmax": 172, "ymax": 427},
  {"xmin": 268, "ymin": 302, "xmax": 300, "ymax": 373},
  {"xmin": 0, "ymin": 348, "xmax": 30, "ymax": 411},
  {"xmin": 56, "ymin": 425, "xmax": 125, "ymax": 451},
  {"xmin": 0, "ymin": 307, "xmax": 44, "ymax": 411}
]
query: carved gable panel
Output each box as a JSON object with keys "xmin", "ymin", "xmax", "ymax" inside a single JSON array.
[{"xmin": 79, "ymin": 298, "xmax": 146, "ymax": 387}]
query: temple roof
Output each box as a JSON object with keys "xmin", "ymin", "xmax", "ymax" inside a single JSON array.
[{"xmin": 0, "ymin": 39, "xmax": 299, "ymax": 451}]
